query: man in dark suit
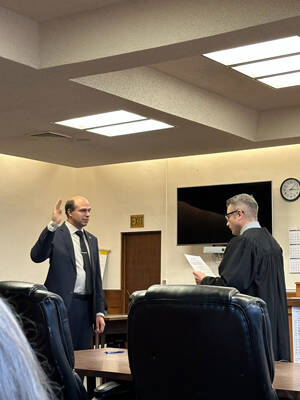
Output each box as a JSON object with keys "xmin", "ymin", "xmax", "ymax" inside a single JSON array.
[{"xmin": 31, "ymin": 196, "xmax": 105, "ymax": 350}]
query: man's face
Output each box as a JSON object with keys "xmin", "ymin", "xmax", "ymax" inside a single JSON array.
[
  {"xmin": 68, "ymin": 197, "xmax": 91, "ymax": 229},
  {"xmin": 225, "ymin": 204, "xmax": 242, "ymax": 236}
]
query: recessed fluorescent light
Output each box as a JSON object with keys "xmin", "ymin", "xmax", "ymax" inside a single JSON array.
[
  {"xmin": 233, "ymin": 54, "xmax": 300, "ymax": 78},
  {"xmin": 55, "ymin": 110, "xmax": 145, "ymax": 129},
  {"xmin": 204, "ymin": 36, "xmax": 300, "ymax": 65},
  {"xmin": 88, "ymin": 119, "xmax": 173, "ymax": 136},
  {"xmin": 258, "ymin": 71, "xmax": 300, "ymax": 88}
]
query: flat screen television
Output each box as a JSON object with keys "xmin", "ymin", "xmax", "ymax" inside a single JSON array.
[{"xmin": 177, "ymin": 181, "xmax": 272, "ymax": 245}]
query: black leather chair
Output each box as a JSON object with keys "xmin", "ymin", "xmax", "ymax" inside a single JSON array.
[
  {"xmin": 0, "ymin": 281, "xmax": 88, "ymax": 400},
  {"xmin": 127, "ymin": 284, "xmax": 278, "ymax": 400}
]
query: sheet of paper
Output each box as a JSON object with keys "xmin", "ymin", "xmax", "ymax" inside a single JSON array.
[
  {"xmin": 292, "ymin": 307, "xmax": 300, "ymax": 363},
  {"xmin": 99, "ymin": 249, "xmax": 110, "ymax": 280},
  {"xmin": 184, "ymin": 254, "xmax": 217, "ymax": 277}
]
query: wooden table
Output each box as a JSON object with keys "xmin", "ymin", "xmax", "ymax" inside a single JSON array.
[
  {"xmin": 74, "ymin": 349, "xmax": 300, "ymax": 399},
  {"xmin": 94, "ymin": 314, "xmax": 128, "ymax": 348},
  {"xmin": 75, "ymin": 347, "xmax": 131, "ymax": 398},
  {"xmin": 274, "ymin": 361, "xmax": 300, "ymax": 399},
  {"xmin": 75, "ymin": 347, "xmax": 131, "ymax": 381}
]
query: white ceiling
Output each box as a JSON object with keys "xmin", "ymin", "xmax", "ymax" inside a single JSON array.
[
  {"xmin": 0, "ymin": 0, "xmax": 300, "ymax": 167},
  {"xmin": 0, "ymin": 0, "xmax": 126, "ymax": 21}
]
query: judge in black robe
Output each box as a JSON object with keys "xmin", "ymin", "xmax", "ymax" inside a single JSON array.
[{"xmin": 194, "ymin": 194, "xmax": 290, "ymax": 361}]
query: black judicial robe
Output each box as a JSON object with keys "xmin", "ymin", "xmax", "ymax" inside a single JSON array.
[{"xmin": 201, "ymin": 227, "xmax": 290, "ymax": 361}]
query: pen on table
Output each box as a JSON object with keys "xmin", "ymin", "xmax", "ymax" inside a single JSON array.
[{"xmin": 105, "ymin": 350, "xmax": 125, "ymax": 354}]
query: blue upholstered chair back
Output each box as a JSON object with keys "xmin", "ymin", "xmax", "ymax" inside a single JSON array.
[
  {"xmin": 0, "ymin": 281, "xmax": 88, "ymax": 400},
  {"xmin": 128, "ymin": 284, "xmax": 278, "ymax": 400}
]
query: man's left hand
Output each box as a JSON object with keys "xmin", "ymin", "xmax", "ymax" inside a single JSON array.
[
  {"xmin": 95, "ymin": 315, "xmax": 105, "ymax": 334},
  {"xmin": 193, "ymin": 271, "xmax": 207, "ymax": 285}
]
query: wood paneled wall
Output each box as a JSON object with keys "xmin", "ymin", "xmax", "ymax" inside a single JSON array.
[
  {"xmin": 104, "ymin": 289, "xmax": 296, "ymax": 360},
  {"xmin": 104, "ymin": 290, "xmax": 297, "ymax": 313},
  {"xmin": 104, "ymin": 290, "xmax": 122, "ymax": 314},
  {"xmin": 287, "ymin": 291, "xmax": 296, "ymax": 297}
]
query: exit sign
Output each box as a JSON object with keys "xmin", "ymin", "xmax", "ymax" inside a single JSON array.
[{"xmin": 130, "ymin": 214, "xmax": 144, "ymax": 228}]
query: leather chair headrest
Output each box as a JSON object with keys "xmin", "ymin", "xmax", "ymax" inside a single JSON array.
[
  {"xmin": 132, "ymin": 284, "xmax": 239, "ymax": 304},
  {"xmin": 0, "ymin": 281, "xmax": 46, "ymax": 296}
]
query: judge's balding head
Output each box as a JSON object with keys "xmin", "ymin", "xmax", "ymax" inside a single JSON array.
[
  {"xmin": 226, "ymin": 193, "xmax": 258, "ymax": 220},
  {"xmin": 225, "ymin": 193, "xmax": 258, "ymax": 235}
]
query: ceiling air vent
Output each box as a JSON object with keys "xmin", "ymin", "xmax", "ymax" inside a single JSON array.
[{"xmin": 29, "ymin": 131, "xmax": 72, "ymax": 139}]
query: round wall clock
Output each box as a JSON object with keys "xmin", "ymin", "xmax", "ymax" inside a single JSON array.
[{"xmin": 280, "ymin": 178, "xmax": 300, "ymax": 201}]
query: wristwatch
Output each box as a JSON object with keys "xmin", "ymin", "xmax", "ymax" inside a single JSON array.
[{"xmin": 48, "ymin": 221, "xmax": 59, "ymax": 231}]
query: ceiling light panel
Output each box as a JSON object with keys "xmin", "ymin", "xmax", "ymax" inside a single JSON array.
[
  {"xmin": 88, "ymin": 119, "xmax": 173, "ymax": 136},
  {"xmin": 204, "ymin": 36, "xmax": 300, "ymax": 65},
  {"xmin": 55, "ymin": 110, "xmax": 145, "ymax": 129},
  {"xmin": 258, "ymin": 71, "xmax": 300, "ymax": 88},
  {"xmin": 233, "ymin": 54, "xmax": 300, "ymax": 78}
]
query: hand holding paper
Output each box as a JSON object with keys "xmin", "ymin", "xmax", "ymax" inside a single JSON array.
[{"xmin": 193, "ymin": 270, "xmax": 206, "ymax": 284}]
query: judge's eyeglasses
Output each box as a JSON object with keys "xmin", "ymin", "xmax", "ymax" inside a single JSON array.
[{"xmin": 225, "ymin": 209, "xmax": 243, "ymax": 221}]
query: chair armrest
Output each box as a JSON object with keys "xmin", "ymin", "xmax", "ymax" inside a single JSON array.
[{"xmin": 94, "ymin": 381, "xmax": 135, "ymax": 399}]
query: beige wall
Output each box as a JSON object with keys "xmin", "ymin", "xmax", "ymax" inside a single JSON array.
[
  {"xmin": 0, "ymin": 144, "xmax": 299, "ymax": 290},
  {"xmin": 0, "ymin": 154, "xmax": 76, "ymax": 283},
  {"xmin": 77, "ymin": 143, "xmax": 300, "ymax": 290},
  {"xmin": 166, "ymin": 145, "xmax": 300, "ymax": 289},
  {"xmin": 77, "ymin": 160, "xmax": 167, "ymax": 289}
]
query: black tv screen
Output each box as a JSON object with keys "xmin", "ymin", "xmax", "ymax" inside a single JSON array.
[{"xmin": 177, "ymin": 181, "xmax": 272, "ymax": 245}]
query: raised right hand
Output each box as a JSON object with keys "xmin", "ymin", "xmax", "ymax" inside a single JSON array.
[{"xmin": 52, "ymin": 199, "xmax": 63, "ymax": 225}]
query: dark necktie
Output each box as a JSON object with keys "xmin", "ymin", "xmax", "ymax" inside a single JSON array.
[{"xmin": 75, "ymin": 230, "xmax": 92, "ymax": 294}]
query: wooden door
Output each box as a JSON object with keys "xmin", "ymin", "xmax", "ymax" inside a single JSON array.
[{"xmin": 121, "ymin": 231, "xmax": 161, "ymax": 313}]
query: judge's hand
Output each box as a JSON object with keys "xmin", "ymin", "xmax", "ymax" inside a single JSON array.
[
  {"xmin": 193, "ymin": 271, "xmax": 206, "ymax": 285},
  {"xmin": 95, "ymin": 315, "xmax": 105, "ymax": 334},
  {"xmin": 52, "ymin": 199, "xmax": 63, "ymax": 225}
]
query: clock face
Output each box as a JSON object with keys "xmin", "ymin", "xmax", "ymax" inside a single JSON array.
[{"xmin": 280, "ymin": 178, "xmax": 300, "ymax": 201}]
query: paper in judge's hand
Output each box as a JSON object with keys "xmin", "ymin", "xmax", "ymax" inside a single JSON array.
[{"xmin": 184, "ymin": 254, "xmax": 217, "ymax": 277}]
